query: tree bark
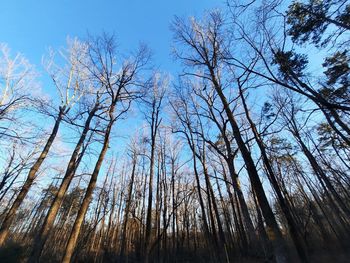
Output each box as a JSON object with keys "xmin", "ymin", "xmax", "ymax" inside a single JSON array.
[
  {"xmin": 28, "ymin": 103, "xmax": 98, "ymax": 262},
  {"xmin": 61, "ymin": 113, "xmax": 113, "ymax": 263},
  {"xmin": 208, "ymin": 66, "xmax": 289, "ymax": 263},
  {"xmin": 0, "ymin": 106, "xmax": 65, "ymax": 247}
]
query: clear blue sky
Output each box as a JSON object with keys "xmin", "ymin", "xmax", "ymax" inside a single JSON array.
[
  {"xmin": 0, "ymin": 1, "xmax": 225, "ymax": 189},
  {"xmin": 0, "ymin": 0, "xmax": 223, "ymax": 72}
]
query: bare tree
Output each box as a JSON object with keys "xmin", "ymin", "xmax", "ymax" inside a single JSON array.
[
  {"xmin": 141, "ymin": 73, "xmax": 167, "ymax": 263},
  {"xmin": 0, "ymin": 43, "xmax": 37, "ymax": 138},
  {"xmin": 60, "ymin": 34, "xmax": 150, "ymax": 263},
  {"xmin": 172, "ymin": 12, "xmax": 290, "ymax": 262},
  {"xmin": 0, "ymin": 38, "xmax": 89, "ymax": 247}
]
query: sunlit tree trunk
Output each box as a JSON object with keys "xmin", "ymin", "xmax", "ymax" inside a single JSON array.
[
  {"xmin": 28, "ymin": 102, "xmax": 98, "ymax": 262},
  {"xmin": 61, "ymin": 111, "xmax": 114, "ymax": 263},
  {"xmin": 120, "ymin": 152, "xmax": 137, "ymax": 260},
  {"xmin": 0, "ymin": 106, "xmax": 65, "ymax": 247}
]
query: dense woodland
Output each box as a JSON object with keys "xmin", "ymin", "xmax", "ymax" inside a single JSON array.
[{"xmin": 0, "ymin": 0, "xmax": 349, "ymax": 262}]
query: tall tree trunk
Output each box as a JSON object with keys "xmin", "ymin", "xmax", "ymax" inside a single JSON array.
[
  {"xmin": 289, "ymin": 119, "xmax": 350, "ymax": 220},
  {"xmin": 61, "ymin": 105, "xmax": 114, "ymax": 263},
  {"xmin": 208, "ymin": 67, "xmax": 289, "ymax": 263},
  {"xmin": 144, "ymin": 91, "xmax": 164, "ymax": 263},
  {"xmin": 144, "ymin": 128, "xmax": 157, "ymax": 262},
  {"xmin": 0, "ymin": 106, "xmax": 65, "ymax": 246},
  {"xmin": 239, "ymin": 85, "xmax": 309, "ymax": 263},
  {"xmin": 120, "ymin": 154, "xmax": 137, "ymax": 260},
  {"xmin": 28, "ymin": 103, "xmax": 98, "ymax": 262}
]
